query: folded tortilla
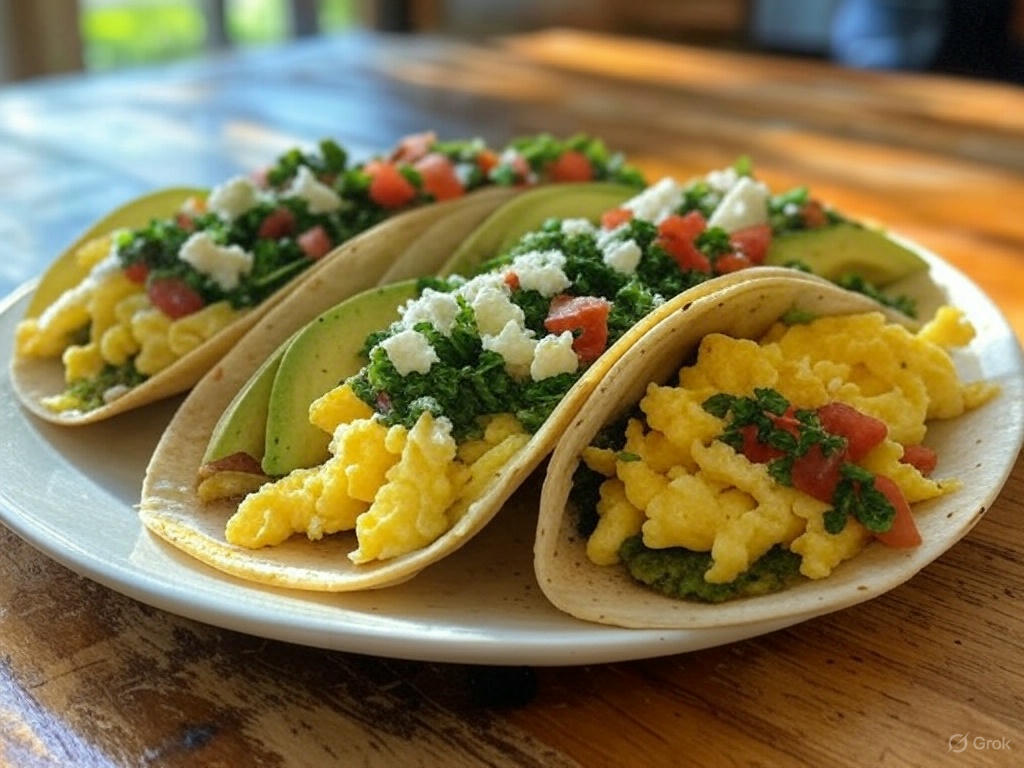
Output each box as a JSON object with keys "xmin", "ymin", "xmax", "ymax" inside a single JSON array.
[
  {"xmin": 535, "ymin": 275, "xmax": 1014, "ymax": 629},
  {"xmin": 140, "ymin": 250, "xmax": 830, "ymax": 591},
  {"xmin": 11, "ymin": 186, "xmax": 518, "ymax": 425}
]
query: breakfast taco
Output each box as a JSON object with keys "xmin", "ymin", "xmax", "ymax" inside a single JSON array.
[
  {"xmin": 139, "ymin": 161, "xmax": 936, "ymax": 592},
  {"xmin": 12, "ymin": 132, "xmax": 641, "ymax": 425},
  {"xmin": 535, "ymin": 275, "xmax": 1008, "ymax": 629}
]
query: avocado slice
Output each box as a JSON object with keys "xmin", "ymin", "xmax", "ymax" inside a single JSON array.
[
  {"xmin": 260, "ymin": 281, "xmax": 418, "ymax": 476},
  {"xmin": 439, "ymin": 182, "xmax": 636, "ymax": 276},
  {"xmin": 765, "ymin": 223, "xmax": 928, "ymax": 286},
  {"xmin": 202, "ymin": 342, "xmax": 287, "ymax": 466}
]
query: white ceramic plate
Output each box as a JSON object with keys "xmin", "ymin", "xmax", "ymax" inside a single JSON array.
[{"xmin": 1, "ymin": 245, "xmax": 1021, "ymax": 666}]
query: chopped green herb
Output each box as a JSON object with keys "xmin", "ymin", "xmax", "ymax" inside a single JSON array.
[
  {"xmin": 781, "ymin": 307, "xmax": 817, "ymax": 325},
  {"xmin": 830, "ymin": 463, "xmax": 897, "ymax": 533},
  {"xmin": 570, "ymin": 463, "xmax": 604, "ymax": 537},
  {"xmin": 836, "ymin": 273, "xmax": 917, "ymax": 318},
  {"xmin": 66, "ymin": 363, "xmax": 146, "ymax": 412},
  {"xmin": 618, "ymin": 536, "xmax": 803, "ymax": 603}
]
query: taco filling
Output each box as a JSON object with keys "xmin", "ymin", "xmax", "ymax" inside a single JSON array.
[
  {"xmin": 570, "ymin": 307, "xmax": 997, "ymax": 603},
  {"xmin": 215, "ymin": 160, "xmax": 930, "ymax": 566},
  {"xmin": 15, "ymin": 132, "xmax": 642, "ymax": 414}
]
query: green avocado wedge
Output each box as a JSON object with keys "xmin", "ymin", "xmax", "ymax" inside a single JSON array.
[
  {"xmin": 201, "ymin": 341, "xmax": 287, "ymax": 466},
  {"xmin": 439, "ymin": 182, "xmax": 636, "ymax": 276},
  {"xmin": 765, "ymin": 223, "xmax": 928, "ymax": 286},
  {"xmin": 260, "ymin": 281, "xmax": 419, "ymax": 476}
]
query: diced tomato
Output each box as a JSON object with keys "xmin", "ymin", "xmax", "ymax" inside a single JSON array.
[
  {"xmin": 123, "ymin": 262, "xmax": 149, "ymax": 284},
  {"xmin": 872, "ymin": 475, "xmax": 921, "ymax": 548},
  {"xmin": 817, "ymin": 402, "xmax": 887, "ymax": 462},
  {"xmin": 791, "ymin": 443, "xmax": 846, "ymax": 503},
  {"xmin": 366, "ymin": 161, "xmax": 417, "ymax": 209},
  {"xmin": 601, "ymin": 207, "xmax": 633, "ymax": 230},
  {"xmin": 390, "ymin": 131, "xmax": 436, "ymax": 164},
  {"xmin": 657, "ymin": 235, "xmax": 711, "ymax": 273},
  {"xmin": 298, "ymin": 226, "xmax": 332, "ymax": 260},
  {"xmin": 656, "ymin": 212, "xmax": 711, "ymax": 272},
  {"xmin": 175, "ymin": 213, "xmax": 195, "ymax": 232},
  {"xmin": 504, "ymin": 271, "xmax": 520, "ymax": 291},
  {"xmin": 148, "ymin": 278, "xmax": 205, "ymax": 319},
  {"xmin": 548, "ymin": 150, "xmax": 593, "ymax": 182},
  {"xmin": 544, "ymin": 294, "xmax": 612, "ymax": 363},
  {"xmin": 729, "ymin": 223, "xmax": 772, "ymax": 265},
  {"xmin": 739, "ymin": 409, "xmax": 799, "ymax": 463},
  {"xmin": 802, "ymin": 200, "xmax": 828, "ymax": 228},
  {"xmin": 740, "ymin": 425, "xmax": 784, "ymax": 463},
  {"xmin": 714, "ymin": 253, "xmax": 751, "ymax": 274},
  {"xmin": 773, "ymin": 408, "xmax": 801, "ymax": 438},
  {"xmin": 658, "ymin": 212, "xmax": 706, "ymax": 241},
  {"xmin": 257, "ymin": 207, "xmax": 296, "ymax": 239},
  {"xmin": 477, "ymin": 148, "xmax": 499, "ymax": 174},
  {"xmin": 414, "ymin": 153, "xmax": 465, "ymax": 201},
  {"xmin": 900, "ymin": 444, "xmax": 938, "ymax": 476}
]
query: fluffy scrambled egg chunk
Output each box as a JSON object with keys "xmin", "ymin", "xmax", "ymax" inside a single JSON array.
[
  {"xmin": 349, "ymin": 412, "xmax": 466, "ymax": 563},
  {"xmin": 227, "ymin": 386, "xmax": 528, "ymax": 562},
  {"xmin": 18, "ymin": 235, "xmax": 239, "ymax": 408},
  {"xmin": 309, "ymin": 383, "xmax": 373, "ymax": 434},
  {"xmin": 585, "ymin": 309, "xmax": 995, "ymax": 584},
  {"xmin": 587, "ymin": 479, "xmax": 644, "ymax": 566}
]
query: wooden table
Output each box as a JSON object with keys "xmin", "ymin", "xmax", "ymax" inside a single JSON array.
[{"xmin": 2, "ymin": 29, "xmax": 1022, "ymax": 767}]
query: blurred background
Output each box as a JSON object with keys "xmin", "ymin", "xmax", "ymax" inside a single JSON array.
[{"xmin": 2, "ymin": 0, "xmax": 1023, "ymax": 84}]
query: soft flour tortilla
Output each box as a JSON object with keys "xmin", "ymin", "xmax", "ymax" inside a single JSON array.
[
  {"xmin": 11, "ymin": 186, "xmax": 518, "ymax": 425},
  {"xmin": 535, "ymin": 275, "xmax": 1017, "ymax": 629},
  {"xmin": 140, "ymin": 259, "xmax": 832, "ymax": 590}
]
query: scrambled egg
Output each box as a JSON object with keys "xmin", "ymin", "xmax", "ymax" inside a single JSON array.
[
  {"xmin": 585, "ymin": 309, "xmax": 996, "ymax": 583},
  {"xmin": 225, "ymin": 384, "xmax": 529, "ymax": 563},
  {"xmin": 17, "ymin": 235, "xmax": 238, "ymax": 411}
]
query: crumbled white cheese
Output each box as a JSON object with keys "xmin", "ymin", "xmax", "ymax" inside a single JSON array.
[
  {"xmin": 454, "ymin": 162, "xmax": 477, "ymax": 186},
  {"xmin": 400, "ymin": 288, "xmax": 460, "ymax": 336},
  {"xmin": 596, "ymin": 226, "xmax": 625, "ymax": 250},
  {"xmin": 455, "ymin": 272, "xmax": 509, "ymax": 305},
  {"xmin": 472, "ymin": 286, "xmax": 525, "ymax": 336},
  {"xmin": 624, "ymin": 177, "xmax": 683, "ymax": 224},
  {"xmin": 705, "ymin": 166, "xmax": 739, "ymax": 195},
  {"xmin": 602, "ymin": 238, "xmax": 642, "ymax": 275},
  {"xmin": 707, "ymin": 176, "xmax": 770, "ymax": 233},
  {"xmin": 511, "ymin": 250, "xmax": 571, "ymax": 297},
  {"xmin": 380, "ymin": 329, "xmax": 439, "ymax": 376},
  {"xmin": 652, "ymin": 293, "xmax": 666, "ymax": 306},
  {"xmin": 530, "ymin": 331, "xmax": 578, "ymax": 381},
  {"xmin": 783, "ymin": 202, "xmax": 800, "ymax": 217},
  {"xmin": 178, "ymin": 232, "xmax": 253, "ymax": 291},
  {"xmin": 207, "ymin": 176, "xmax": 261, "ymax": 220},
  {"xmin": 561, "ymin": 218, "xmax": 596, "ymax": 237},
  {"xmin": 482, "ymin": 320, "xmax": 537, "ymax": 378},
  {"xmin": 287, "ymin": 165, "xmax": 342, "ymax": 214}
]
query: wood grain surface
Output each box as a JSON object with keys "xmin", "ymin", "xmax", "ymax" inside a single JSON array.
[{"xmin": 1, "ymin": 29, "xmax": 1022, "ymax": 768}]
